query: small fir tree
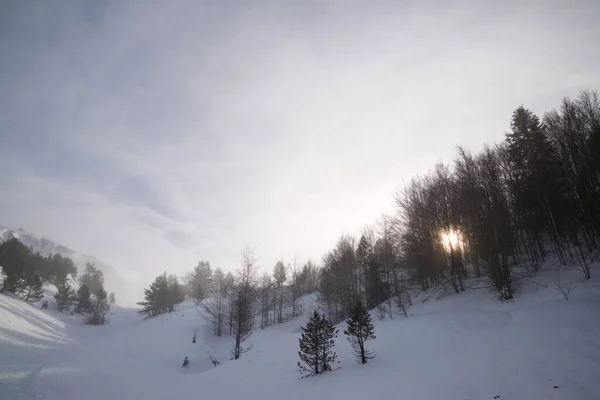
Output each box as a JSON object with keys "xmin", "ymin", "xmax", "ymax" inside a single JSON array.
[
  {"xmin": 138, "ymin": 272, "xmax": 184, "ymax": 317},
  {"xmin": 188, "ymin": 261, "xmax": 213, "ymax": 303},
  {"xmin": 79, "ymin": 263, "xmax": 104, "ymax": 296},
  {"xmin": 86, "ymin": 287, "xmax": 110, "ymax": 325},
  {"xmin": 75, "ymin": 284, "xmax": 92, "ymax": 313},
  {"xmin": 108, "ymin": 292, "xmax": 115, "ymax": 304},
  {"xmin": 54, "ymin": 281, "xmax": 76, "ymax": 312},
  {"xmin": 20, "ymin": 272, "xmax": 45, "ymax": 304},
  {"xmin": 297, "ymin": 310, "xmax": 338, "ymax": 378},
  {"xmin": 343, "ymin": 299, "xmax": 376, "ymax": 364}
]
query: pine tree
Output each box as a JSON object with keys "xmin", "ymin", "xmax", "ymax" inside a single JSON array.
[
  {"xmin": 20, "ymin": 272, "xmax": 44, "ymax": 304},
  {"xmin": 297, "ymin": 310, "xmax": 338, "ymax": 378},
  {"xmin": 79, "ymin": 263, "xmax": 104, "ymax": 296},
  {"xmin": 54, "ymin": 281, "xmax": 76, "ymax": 312},
  {"xmin": 108, "ymin": 292, "xmax": 115, "ymax": 304},
  {"xmin": 138, "ymin": 272, "xmax": 184, "ymax": 317},
  {"xmin": 167, "ymin": 274, "xmax": 185, "ymax": 308},
  {"xmin": 188, "ymin": 261, "xmax": 213, "ymax": 303},
  {"xmin": 0, "ymin": 238, "xmax": 27, "ymax": 293},
  {"xmin": 75, "ymin": 284, "xmax": 92, "ymax": 313},
  {"xmin": 86, "ymin": 287, "xmax": 110, "ymax": 325},
  {"xmin": 343, "ymin": 299, "xmax": 376, "ymax": 364}
]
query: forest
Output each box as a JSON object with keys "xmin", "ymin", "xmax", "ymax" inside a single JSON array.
[
  {"xmin": 0, "ymin": 238, "xmax": 114, "ymax": 325},
  {"xmin": 137, "ymin": 90, "xmax": 599, "ymax": 361}
]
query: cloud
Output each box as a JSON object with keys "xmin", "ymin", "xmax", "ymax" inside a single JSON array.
[{"xmin": 1, "ymin": 0, "xmax": 599, "ymax": 296}]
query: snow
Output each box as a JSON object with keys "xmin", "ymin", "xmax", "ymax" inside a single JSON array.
[{"xmin": 1, "ymin": 265, "xmax": 599, "ymax": 400}]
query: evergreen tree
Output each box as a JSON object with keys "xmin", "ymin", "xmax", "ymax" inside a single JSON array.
[
  {"xmin": 39, "ymin": 253, "xmax": 77, "ymax": 285},
  {"xmin": 343, "ymin": 299, "xmax": 376, "ymax": 364},
  {"xmin": 20, "ymin": 271, "xmax": 45, "ymax": 304},
  {"xmin": 75, "ymin": 284, "xmax": 92, "ymax": 313},
  {"xmin": 86, "ymin": 287, "xmax": 110, "ymax": 325},
  {"xmin": 79, "ymin": 263, "xmax": 104, "ymax": 296},
  {"xmin": 138, "ymin": 272, "xmax": 183, "ymax": 317},
  {"xmin": 167, "ymin": 274, "xmax": 185, "ymax": 306},
  {"xmin": 188, "ymin": 261, "xmax": 213, "ymax": 303},
  {"xmin": 54, "ymin": 281, "xmax": 76, "ymax": 312},
  {"xmin": 0, "ymin": 238, "xmax": 27, "ymax": 293},
  {"xmin": 108, "ymin": 292, "xmax": 116, "ymax": 304},
  {"xmin": 297, "ymin": 310, "xmax": 338, "ymax": 378}
]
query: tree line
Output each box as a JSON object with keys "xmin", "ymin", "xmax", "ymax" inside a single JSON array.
[
  {"xmin": 138, "ymin": 248, "xmax": 320, "ymax": 360},
  {"xmin": 137, "ymin": 89, "xmax": 597, "ymax": 366},
  {"xmin": 394, "ymin": 90, "xmax": 598, "ymax": 300},
  {"xmin": 316, "ymin": 90, "xmax": 599, "ymax": 323},
  {"xmin": 0, "ymin": 238, "xmax": 114, "ymax": 325}
]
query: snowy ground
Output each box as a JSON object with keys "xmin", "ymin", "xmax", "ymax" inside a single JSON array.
[{"xmin": 1, "ymin": 265, "xmax": 599, "ymax": 400}]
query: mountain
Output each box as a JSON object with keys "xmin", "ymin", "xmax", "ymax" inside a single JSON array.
[{"xmin": 0, "ymin": 225, "xmax": 133, "ymax": 303}]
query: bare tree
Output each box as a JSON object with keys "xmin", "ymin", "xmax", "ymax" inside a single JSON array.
[
  {"xmin": 288, "ymin": 256, "xmax": 303, "ymax": 319},
  {"xmin": 257, "ymin": 272, "xmax": 273, "ymax": 329},
  {"xmin": 552, "ymin": 274, "xmax": 574, "ymax": 301},
  {"xmin": 231, "ymin": 246, "xmax": 258, "ymax": 360},
  {"xmin": 273, "ymin": 260, "xmax": 287, "ymax": 323},
  {"xmin": 201, "ymin": 267, "xmax": 233, "ymax": 336}
]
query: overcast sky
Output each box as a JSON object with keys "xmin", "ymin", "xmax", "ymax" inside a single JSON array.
[{"xmin": 1, "ymin": 0, "xmax": 599, "ymax": 287}]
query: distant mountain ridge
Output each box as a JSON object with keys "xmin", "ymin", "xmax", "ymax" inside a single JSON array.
[{"xmin": 0, "ymin": 225, "xmax": 131, "ymax": 302}]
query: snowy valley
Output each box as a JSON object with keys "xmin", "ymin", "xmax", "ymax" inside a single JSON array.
[{"xmin": 1, "ymin": 262, "xmax": 599, "ymax": 400}]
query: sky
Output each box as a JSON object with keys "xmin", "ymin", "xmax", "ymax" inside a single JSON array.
[{"xmin": 1, "ymin": 0, "xmax": 599, "ymax": 289}]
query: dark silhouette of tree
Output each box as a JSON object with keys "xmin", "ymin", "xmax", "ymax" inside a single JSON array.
[
  {"xmin": 54, "ymin": 281, "xmax": 76, "ymax": 312},
  {"xmin": 86, "ymin": 287, "xmax": 110, "ymax": 325},
  {"xmin": 79, "ymin": 263, "xmax": 104, "ymax": 296},
  {"xmin": 297, "ymin": 310, "xmax": 338, "ymax": 378},
  {"xmin": 20, "ymin": 272, "xmax": 44, "ymax": 304},
  {"xmin": 231, "ymin": 247, "xmax": 258, "ymax": 360},
  {"xmin": 138, "ymin": 272, "xmax": 184, "ymax": 317},
  {"xmin": 344, "ymin": 299, "xmax": 376, "ymax": 364},
  {"xmin": 75, "ymin": 284, "xmax": 92, "ymax": 313}
]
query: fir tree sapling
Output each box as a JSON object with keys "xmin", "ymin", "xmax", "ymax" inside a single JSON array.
[
  {"xmin": 75, "ymin": 284, "xmax": 92, "ymax": 313},
  {"xmin": 20, "ymin": 272, "xmax": 45, "ymax": 304},
  {"xmin": 86, "ymin": 287, "xmax": 111, "ymax": 325},
  {"xmin": 344, "ymin": 299, "xmax": 376, "ymax": 364},
  {"xmin": 54, "ymin": 281, "xmax": 76, "ymax": 312},
  {"xmin": 297, "ymin": 310, "xmax": 338, "ymax": 378}
]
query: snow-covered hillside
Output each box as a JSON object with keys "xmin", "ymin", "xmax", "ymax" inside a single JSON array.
[
  {"xmin": 1, "ymin": 266, "xmax": 599, "ymax": 400},
  {"xmin": 0, "ymin": 226, "xmax": 132, "ymax": 304}
]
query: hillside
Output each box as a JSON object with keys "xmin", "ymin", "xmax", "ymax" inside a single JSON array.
[
  {"xmin": 1, "ymin": 264, "xmax": 599, "ymax": 400},
  {"xmin": 0, "ymin": 226, "xmax": 134, "ymax": 304}
]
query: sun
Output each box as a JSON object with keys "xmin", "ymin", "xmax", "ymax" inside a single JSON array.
[{"xmin": 440, "ymin": 229, "xmax": 460, "ymax": 252}]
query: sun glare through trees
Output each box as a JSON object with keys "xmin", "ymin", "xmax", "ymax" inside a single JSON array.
[{"xmin": 440, "ymin": 229, "xmax": 461, "ymax": 252}]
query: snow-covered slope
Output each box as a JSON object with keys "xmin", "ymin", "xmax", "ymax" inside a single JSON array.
[
  {"xmin": 1, "ymin": 266, "xmax": 599, "ymax": 400},
  {"xmin": 0, "ymin": 226, "xmax": 131, "ymax": 303}
]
